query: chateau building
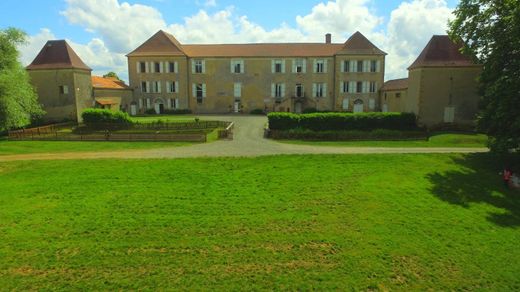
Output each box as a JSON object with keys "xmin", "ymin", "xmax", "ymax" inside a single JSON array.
[{"xmin": 126, "ymin": 30, "xmax": 386, "ymax": 114}]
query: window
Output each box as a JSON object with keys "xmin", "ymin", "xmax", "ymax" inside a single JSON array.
[
  {"xmin": 342, "ymin": 98, "xmax": 350, "ymax": 110},
  {"xmin": 196, "ymin": 84, "xmax": 204, "ymax": 103},
  {"xmin": 194, "ymin": 60, "xmax": 204, "ymax": 74},
  {"xmin": 396, "ymin": 92, "xmax": 401, "ymax": 98},
  {"xmin": 231, "ymin": 60, "xmax": 244, "ymax": 74},
  {"xmin": 356, "ymin": 81, "xmax": 363, "ymax": 93},
  {"xmin": 343, "ymin": 60, "xmax": 350, "ymax": 72},
  {"xmin": 272, "ymin": 83, "xmax": 284, "ymax": 98},
  {"xmin": 369, "ymin": 82, "xmax": 377, "ymax": 93},
  {"xmin": 141, "ymin": 82, "xmax": 148, "ymax": 93},
  {"xmin": 59, "ymin": 85, "xmax": 69, "ymax": 94},
  {"xmin": 295, "ymin": 84, "xmax": 304, "ymax": 97},
  {"xmin": 167, "ymin": 81, "xmax": 177, "ymax": 93},
  {"xmin": 313, "ymin": 83, "xmax": 326, "ymax": 98},
  {"xmin": 234, "ymin": 83, "xmax": 242, "ymax": 99},
  {"xmin": 294, "ymin": 59, "xmax": 305, "ymax": 73},
  {"xmin": 151, "ymin": 81, "xmax": 161, "ymax": 93},
  {"xmin": 169, "ymin": 62, "xmax": 176, "ymax": 73},
  {"xmin": 341, "ymin": 81, "xmax": 350, "ymax": 93},
  {"xmin": 369, "ymin": 98, "xmax": 376, "ymax": 110},
  {"xmin": 357, "ymin": 61, "xmax": 364, "ymax": 72},
  {"xmin": 139, "ymin": 62, "xmax": 146, "ymax": 73},
  {"xmin": 315, "ymin": 59, "xmax": 326, "ymax": 73},
  {"xmin": 273, "ymin": 59, "xmax": 284, "ymax": 73},
  {"xmin": 154, "ymin": 62, "xmax": 161, "ymax": 73},
  {"xmin": 370, "ymin": 60, "xmax": 377, "ymax": 72},
  {"xmin": 170, "ymin": 98, "xmax": 180, "ymax": 109}
]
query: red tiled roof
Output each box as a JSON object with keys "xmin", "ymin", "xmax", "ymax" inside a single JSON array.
[
  {"xmin": 382, "ymin": 78, "xmax": 408, "ymax": 91},
  {"xmin": 127, "ymin": 30, "xmax": 384, "ymax": 58},
  {"xmin": 337, "ymin": 31, "xmax": 386, "ymax": 55},
  {"xmin": 91, "ymin": 76, "xmax": 130, "ymax": 90},
  {"xmin": 27, "ymin": 40, "xmax": 91, "ymax": 71},
  {"xmin": 408, "ymin": 35, "xmax": 478, "ymax": 69}
]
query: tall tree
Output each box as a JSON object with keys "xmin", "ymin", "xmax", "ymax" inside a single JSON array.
[
  {"xmin": 0, "ymin": 27, "xmax": 44, "ymax": 131},
  {"xmin": 449, "ymin": 0, "xmax": 520, "ymax": 152},
  {"xmin": 103, "ymin": 71, "xmax": 121, "ymax": 80}
]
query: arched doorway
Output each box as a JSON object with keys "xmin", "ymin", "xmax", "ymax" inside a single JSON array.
[
  {"xmin": 353, "ymin": 99, "xmax": 364, "ymax": 113},
  {"xmin": 154, "ymin": 98, "xmax": 165, "ymax": 114}
]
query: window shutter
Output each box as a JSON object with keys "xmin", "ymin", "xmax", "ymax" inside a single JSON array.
[
  {"xmin": 323, "ymin": 60, "xmax": 328, "ymax": 73},
  {"xmin": 157, "ymin": 81, "xmax": 162, "ymax": 93},
  {"xmin": 174, "ymin": 62, "xmax": 178, "ymax": 73},
  {"xmin": 136, "ymin": 62, "xmax": 140, "ymax": 73},
  {"xmin": 281, "ymin": 83, "xmax": 285, "ymax": 97},
  {"xmin": 166, "ymin": 81, "xmax": 170, "ymax": 93},
  {"xmin": 191, "ymin": 60, "xmax": 195, "ymax": 74},
  {"xmin": 313, "ymin": 60, "xmax": 317, "ymax": 73},
  {"xmin": 159, "ymin": 62, "xmax": 164, "ymax": 73},
  {"xmin": 351, "ymin": 60, "xmax": 356, "ymax": 72},
  {"xmin": 192, "ymin": 84, "xmax": 196, "ymax": 97},
  {"xmin": 323, "ymin": 83, "xmax": 327, "ymax": 97},
  {"xmin": 340, "ymin": 81, "xmax": 345, "ymax": 93},
  {"xmin": 364, "ymin": 61, "xmax": 370, "ymax": 72},
  {"xmin": 175, "ymin": 81, "xmax": 179, "ymax": 93},
  {"xmin": 202, "ymin": 84, "xmax": 207, "ymax": 97},
  {"xmin": 230, "ymin": 60, "xmax": 234, "ymax": 73},
  {"xmin": 201, "ymin": 60, "xmax": 206, "ymax": 74},
  {"xmin": 349, "ymin": 81, "xmax": 356, "ymax": 93},
  {"xmin": 145, "ymin": 62, "xmax": 149, "ymax": 73},
  {"xmin": 175, "ymin": 98, "xmax": 179, "ymax": 109},
  {"xmin": 281, "ymin": 60, "xmax": 286, "ymax": 73},
  {"xmin": 271, "ymin": 83, "xmax": 275, "ymax": 97},
  {"xmin": 146, "ymin": 82, "xmax": 150, "ymax": 93},
  {"xmin": 167, "ymin": 98, "xmax": 172, "ymax": 109},
  {"xmin": 363, "ymin": 81, "xmax": 368, "ymax": 93},
  {"xmin": 302, "ymin": 59, "xmax": 307, "ymax": 73},
  {"xmin": 312, "ymin": 83, "xmax": 317, "ymax": 97},
  {"xmin": 240, "ymin": 60, "xmax": 244, "ymax": 73},
  {"xmin": 340, "ymin": 61, "xmax": 345, "ymax": 72},
  {"xmin": 271, "ymin": 60, "xmax": 275, "ymax": 73},
  {"xmin": 376, "ymin": 60, "xmax": 381, "ymax": 72},
  {"xmin": 292, "ymin": 59, "xmax": 296, "ymax": 73}
]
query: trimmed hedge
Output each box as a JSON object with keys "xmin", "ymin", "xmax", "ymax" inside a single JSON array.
[
  {"xmin": 268, "ymin": 128, "xmax": 427, "ymax": 141},
  {"xmin": 82, "ymin": 109, "xmax": 133, "ymax": 129},
  {"xmin": 268, "ymin": 112, "xmax": 418, "ymax": 131},
  {"xmin": 163, "ymin": 109, "xmax": 192, "ymax": 115},
  {"xmin": 250, "ymin": 109, "xmax": 265, "ymax": 115}
]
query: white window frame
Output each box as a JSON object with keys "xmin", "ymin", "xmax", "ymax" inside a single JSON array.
[
  {"xmin": 272, "ymin": 59, "xmax": 285, "ymax": 73},
  {"xmin": 314, "ymin": 59, "xmax": 327, "ymax": 73},
  {"xmin": 231, "ymin": 60, "xmax": 244, "ymax": 74},
  {"xmin": 293, "ymin": 58, "xmax": 306, "ymax": 73},
  {"xmin": 193, "ymin": 59, "xmax": 205, "ymax": 74},
  {"xmin": 272, "ymin": 83, "xmax": 285, "ymax": 98},
  {"xmin": 313, "ymin": 83, "xmax": 327, "ymax": 98},
  {"xmin": 295, "ymin": 83, "xmax": 304, "ymax": 97}
]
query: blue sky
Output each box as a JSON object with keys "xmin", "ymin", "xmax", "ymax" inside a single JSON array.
[{"xmin": 0, "ymin": 0, "xmax": 460, "ymax": 80}]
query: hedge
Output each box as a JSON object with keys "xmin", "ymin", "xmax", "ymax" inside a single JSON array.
[
  {"xmin": 268, "ymin": 112, "xmax": 418, "ymax": 131},
  {"xmin": 268, "ymin": 128, "xmax": 427, "ymax": 141},
  {"xmin": 82, "ymin": 109, "xmax": 133, "ymax": 129}
]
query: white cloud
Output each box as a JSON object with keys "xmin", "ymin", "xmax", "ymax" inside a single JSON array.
[
  {"xmin": 22, "ymin": 0, "xmax": 455, "ymax": 82},
  {"xmin": 18, "ymin": 28, "xmax": 56, "ymax": 66}
]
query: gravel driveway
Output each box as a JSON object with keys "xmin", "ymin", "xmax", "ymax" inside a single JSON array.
[{"xmin": 0, "ymin": 115, "xmax": 488, "ymax": 161}]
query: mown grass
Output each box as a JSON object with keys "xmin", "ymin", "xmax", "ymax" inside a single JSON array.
[
  {"xmin": 278, "ymin": 133, "xmax": 488, "ymax": 148},
  {"xmin": 0, "ymin": 154, "xmax": 519, "ymax": 290},
  {"xmin": 0, "ymin": 140, "xmax": 193, "ymax": 156}
]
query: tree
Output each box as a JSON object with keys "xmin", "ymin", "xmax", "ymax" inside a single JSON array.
[
  {"xmin": 0, "ymin": 27, "xmax": 44, "ymax": 131},
  {"xmin": 449, "ymin": 0, "xmax": 520, "ymax": 152},
  {"xmin": 103, "ymin": 71, "xmax": 121, "ymax": 80}
]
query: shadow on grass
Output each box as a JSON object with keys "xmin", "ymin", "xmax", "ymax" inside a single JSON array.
[{"xmin": 427, "ymin": 153, "xmax": 520, "ymax": 227}]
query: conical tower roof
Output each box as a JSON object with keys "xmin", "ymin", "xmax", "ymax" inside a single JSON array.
[
  {"xmin": 336, "ymin": 31, "xmax": 386, "ymax": 55},
  {"xmin": 27, "ymin": 40, "xmax": 91, "ymax": 71},
  {"xmin": 408, "ymin": 35, "xmax": 477, "ymax": 69},
  {"xmin": 127, "ymin": 30, "xmax": 186, "ymax": 57}
]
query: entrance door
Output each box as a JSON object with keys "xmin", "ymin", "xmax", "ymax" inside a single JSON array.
[
  {"xmin": 294, "ymin": 102, "xmax": 302, "ymax": 114},
  {"xmin": 444, "ymin": 107, "xmax": 455, "ymax": 123},
  {"xmin": 154, "ymin": 103, "xmax": 161, "ymax": 114},
  {"xmin": 234, "ymin": 102, "xmax": 240, "ymax": 113},
  {"xmin": 130, "ymin": 104, "xmax": 137, "ymax": 116},
  {"xmin": 353, "ymin": 99, "xmax": 364, "ymax": 113}
]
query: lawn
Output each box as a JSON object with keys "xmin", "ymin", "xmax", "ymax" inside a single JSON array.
[
  {"xmin": 0, "ymin": 139, "xmax": 193, "ymax": 156},
  {"xmin": 0, "ymin": 154, "xmax": 519, "ymax": 290},
  {"xmin": 278, "ymin": 132, "xmax": 488, "ymax": 148}
]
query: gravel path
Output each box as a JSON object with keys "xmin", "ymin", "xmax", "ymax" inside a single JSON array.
[{"xmin": 0, "ymin": 115, "xmax": 488, "ymax": 162}]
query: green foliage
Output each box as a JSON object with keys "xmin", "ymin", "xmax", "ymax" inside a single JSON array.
[
  {"xmin": 449, "ymin": 0, "xmax": 520, "ymax": 152},
  {"xmin": 249, "ymin": 109, "xmax": 265, "ymax": 115},
  {"xmin": 0, "ymin": 27, "xmax": 44, "ymax": 130},
  {"xmin": 102, "ymin": 71, "xmax": 121, "ymax": 80},
  {"xmin": 268, "ymin": 112, "xmax": 417, "ymax": 131},
  {"xmin": 269, "ymin": 128, "xmax": 426, "ymax": 141},
  {"xmin": 163, "ymin": 109, "xmax": 192, "ymax": 115},
  {"xmin": 0, "ymin": 154, "xmax": 519, "ymax": 289},
  {"xmin": 81, "ymin": 109, "xmax": 133, "ymax": 129}
]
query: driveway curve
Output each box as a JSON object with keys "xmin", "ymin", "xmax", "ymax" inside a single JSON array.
[{"xmin": 0, "ymin": 115, "xmax": 488, "ymax": 161}]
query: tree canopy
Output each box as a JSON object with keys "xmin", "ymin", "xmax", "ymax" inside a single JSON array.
[
  {"xmin": 449, "ymin": 0, "xmax": 520, "ymax": 152},
  {"xmin": 0, "ymin": 27, "xmax": 44, "ymax": 131},
  {"xmin": 103, "ymin": 71, "xmax": 121, "ymax": 80}
]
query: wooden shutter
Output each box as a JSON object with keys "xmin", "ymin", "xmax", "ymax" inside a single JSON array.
[
  {"xmin": 166, "ymin": 81, "xmax": 170, "ymax": 93},
  {"xmin": 136, "ymin": 62, "xmax": 140, "ymax": 73},
  {"xmin": 271, "ymin": 60, "xmax": 275, "ymax": 73},
  {"xmin": 201, "ymin": 60, "xmax": 206, "ymax": 74},
  {"xmin": 340, "ymin": 81, "xmax": 345, "ymax": 93},
  {"xmin": 281, "ymin": 83, "xmax": 285, "ymax": 97},
  {"xmin": 302, "ymin": 59, "xmax": 307, "ymax": 73},
  {"xmin": 340, "ymin": 61, "xmax": 345, "ymax": 72},
  {"xmin": 191, "ymin": 60, "xmax": 195, "ymax": 74},
  {"xmin": 323, "ymin": 83, "xmax": 327, "ymax": 97},
  {"xmin": 271, "ymin": 83, "xmax": 275, "ymax": 97},
  {"xmin": 349, "ymin": 81, "xmax": 356, "ymax": 93},
  {"xmin": 192, "ymin": 83, "xmax": 196, "ymax": 97},
  {"xmin": 281, "ymin": 60, "xmax": 286, "ymax": 73},
  {"xmin": 323, "ymin": 60, "xmax": 328, "ymax": 73},
  {"xmin": 313, "ymin": 60, "xmax": 317, "ymax": 73},
  {"xmin": 312, "ymin": 83, "xmax": 317, "ymax": 97},
  {"xmin": 175, "ymin": 81, "xmax": 179, "ymax": 93},
  {"xmin": 202, "ymin": 84, "xmax": 206, "ymax": 97}
]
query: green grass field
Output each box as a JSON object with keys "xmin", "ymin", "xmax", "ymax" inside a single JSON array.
[
  {"xmin": 0, "ymin": 154, "xmax": 518, "ymax": 290},
  {"xmin": 0, "ymin": 140, "xmax": 192, "ymax": 156},
  {"xmin": 279, "ymin": 133, "xmax": 488, "ymax": 148}
]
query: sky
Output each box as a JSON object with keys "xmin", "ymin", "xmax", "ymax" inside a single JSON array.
[{"xmin": 0, "ymin": 0, "xmax": 459, "ymax": 82}]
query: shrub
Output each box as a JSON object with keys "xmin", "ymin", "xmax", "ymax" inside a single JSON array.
[
  {"xmin": 82, "ymin": 109, "xmax": 133, "ymax": 129},
  {"xmin": 163, "ymin": 109, "xmax": 193, "ymax": 115},
  {"xmin": 145, "ymin": 109, "xmax": 156, "ymax": 115},
  {"xmin": 302, "ymin": 108, "xmax": 318, "ymax": 114},
  {"xmin": 268, "ymin": 128, "xmax": 427, "ymax": 141},
  {"xmin": 268, "ymin": 112, "xmax": 418, "ymax": 131},
  {"xmin": 250, "ymin": 109, "xmax": 265, "ymax": 115}
]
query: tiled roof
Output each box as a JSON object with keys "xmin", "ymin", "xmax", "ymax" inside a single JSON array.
[
  {"xmin": 337, "ymin": 31, "xmax": 386, "ymax": 55},
  {"xmin": 127, "ymin": 30, "xmax": 384, "ymax": 58},
  {"xmin": 408, "ymin": 35, "xmax": 478, "ymax": 69},
  {"xmin": 127, "ymin": 30, "xmax": 186, "ymax": 57},
  {"xmin": 27, "ymin": 40, "xmax": 91, "ymax": 71},
  {"xmin": 381, "ymin": 78, "xmax": 408, "ymax": 91},
  {"xmin": 91, "ymin": 76, "xmax": 130, "ymax": 90}
]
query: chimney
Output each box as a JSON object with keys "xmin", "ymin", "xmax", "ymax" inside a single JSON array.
[{"xmin": 325, "ymin": 33, "xmax": 332, "ymax": 44}]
